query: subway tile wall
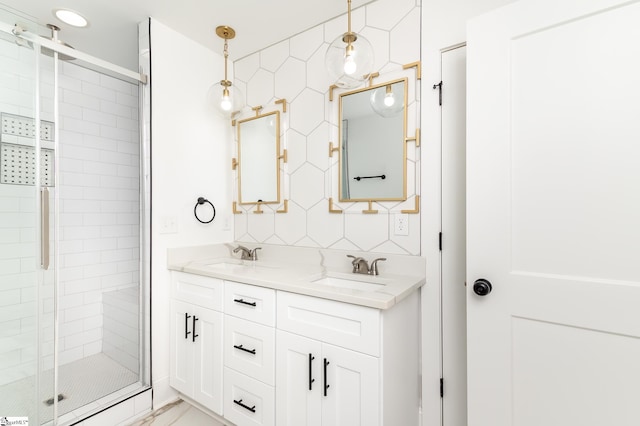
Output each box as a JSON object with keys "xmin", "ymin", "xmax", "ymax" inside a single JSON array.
[
  {"xmin": 233, "ymin": 0, "xmax": 422, "ymax": 255},
  {"xmin": 0, "ymin": 39, "xmax": 140, "ymax": 385},
  {"xmin": 56, "ymin": 60, "xmax": 140, "ymax": 372}
]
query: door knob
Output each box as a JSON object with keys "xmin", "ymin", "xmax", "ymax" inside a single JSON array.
[{"xmin": 473, "ymin": 279, "xmax": 492, "ymax": 296}]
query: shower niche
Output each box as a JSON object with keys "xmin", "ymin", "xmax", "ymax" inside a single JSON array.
[{"xmin": 1, "ymin": 113, "xmax": 56, "ymax": 186}]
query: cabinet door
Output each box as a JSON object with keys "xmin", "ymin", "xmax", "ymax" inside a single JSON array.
[
  {"xmin": 193, "ymin": 306, "xmax": 224, "ymax": 415},
  {"xmin": 321, "ymin": 343, "xmax": 379, "ymax": 426},
  {"xmin": 170, "ymin": 300, "xmax": 194, "ymax": 396},
  {"xmin": 276, "ymin": 331, "xmax": 322, "ymax": 426}
]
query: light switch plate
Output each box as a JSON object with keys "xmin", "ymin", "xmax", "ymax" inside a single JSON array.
[{"xmin": 159, "ymin": 216, "xmax": 178, "ymax": 234}]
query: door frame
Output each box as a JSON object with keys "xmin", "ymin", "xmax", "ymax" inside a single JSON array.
[{"xmin": 440, "ymin": 42, "xmax": 468, "ymax": 426}]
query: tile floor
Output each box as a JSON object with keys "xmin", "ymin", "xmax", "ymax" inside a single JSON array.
[{"xmin": 128, "ymin": 399, "xmax": 224, "ymax": 426}]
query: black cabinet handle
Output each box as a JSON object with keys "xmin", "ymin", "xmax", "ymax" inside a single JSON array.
[
  {"xmin": 323, "ymin": 358, "xmax": 330, "ymax": 396},
  {"xmin": 233, "ymin": 399, "xmax": 256, "ymax": 413},
  {"xmin": 233, "ymin": 344, "xmax": 256, "ymax": 355},
  {"xmin": 309, "ymin": 353, "xmax": 315, "ymax": 390},
  {"xmin": 184, "ymin": 313, "xmax": 191, "ymax": 340},
  {"xmin": 192, "ymin": 316, "xmax": 198, "ymax": 342},
  {"xmin": 233, "ymin": 298, "xmax": 257, "ymax": 307}
]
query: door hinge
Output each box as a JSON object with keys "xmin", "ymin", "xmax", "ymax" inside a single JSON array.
[
  {"xmin": 440, "ymin": 378, "xmax": 444, "ymax": 398},
  {"xmin": 433, "ymin": 81, "xmax": 443, "ymax": 106},
  {"xmin": 439, "ymin": 232, "xmax": 442, "ymax": 251}
]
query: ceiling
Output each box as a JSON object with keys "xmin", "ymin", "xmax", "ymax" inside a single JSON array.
[{"xmin": 0, "ymin": 0, "xmax": 372, "ymax": 71}]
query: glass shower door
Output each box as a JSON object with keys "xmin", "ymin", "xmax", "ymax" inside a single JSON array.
[
  {"xmin": 1, "ymin": 13, "xmax": 149, "ymax": 424},
  {"xmin": 0, "ymin": 27, "xmax": 56, "ymax": 424}
]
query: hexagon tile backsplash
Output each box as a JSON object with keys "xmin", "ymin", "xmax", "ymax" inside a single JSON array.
[{"xmin": 233, "ymin": 0, "xmax": 422, "ymax": 256}]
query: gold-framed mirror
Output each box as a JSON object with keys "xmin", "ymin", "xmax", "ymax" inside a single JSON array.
[
  {"xmin": 237, "ymin": 110, "xmax": 281, "ymax": 204},
  {"xmin": 338, "ymin": 78, "xmax": 408, "ymax": 201}
]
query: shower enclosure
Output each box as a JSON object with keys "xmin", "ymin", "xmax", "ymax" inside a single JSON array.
[{"xmin": 0, "ymin": 8, "xmax": 150, "ymax": 425}]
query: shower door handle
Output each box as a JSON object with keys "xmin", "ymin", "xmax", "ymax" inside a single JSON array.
[{"xmin": 40, "ymin": 187, "xmax": 50, "ymax": 270}]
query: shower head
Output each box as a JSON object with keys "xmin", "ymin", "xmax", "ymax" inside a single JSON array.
[{"xmin": 41, "ymin": 24, "xmax": 75, "ymax": 61}]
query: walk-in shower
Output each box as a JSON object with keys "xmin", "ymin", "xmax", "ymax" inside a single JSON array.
[{"xmin": 0, "ymin": 8, "xmax": 150, "ymax": 425}]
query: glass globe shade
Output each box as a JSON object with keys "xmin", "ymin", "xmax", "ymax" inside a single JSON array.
[
  {"xmin": 325, "ymin": 33, "xmax": 374, "ymax": 89},
  {"xmin": 369, "ymin": 84, "xmax": 404, "ymax": 118},
  {"xmin": 208, "ymin": 81, "xmax": 244, "ymax": 118}
]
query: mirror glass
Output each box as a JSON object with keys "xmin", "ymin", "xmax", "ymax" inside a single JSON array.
[
  {"xmin": 237, "ymin": 111, "xmax": 280, "ymax": 204},
  {"xmin": 339, "ymin": 78, "xmax": 407, "ymax": 201}
]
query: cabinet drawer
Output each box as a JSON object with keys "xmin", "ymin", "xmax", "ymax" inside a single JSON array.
[
  {"xmin": 224, "ymin": 367, "xmax": 275, "ymax": 426},
  {"xmin": 225, "ymin": 281, "xmax": 275, "ymax": 326},
  {"xmin": 277, "ymin": 291, "xmax": 380, "ymax": 356},
  {"xmin": 225, "ymin": 316, "xmax": 275, "ymax": 386},
  {"xmin": 172, "ymin": 272, "xmax": 224, "ymax": 311}
]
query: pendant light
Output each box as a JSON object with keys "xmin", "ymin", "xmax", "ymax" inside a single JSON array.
[
  {"xmin": 214, "ymin": 25, "xmax": 239, "ymax": 116},
  {"xmin": 325, "ymin": 0, "xmax": 374, "ymax": 88}
]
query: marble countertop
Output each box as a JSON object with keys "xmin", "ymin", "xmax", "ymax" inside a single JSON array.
[{"xmin": 167, "ymin": 243, "xmax": 426, "ymax": 310}]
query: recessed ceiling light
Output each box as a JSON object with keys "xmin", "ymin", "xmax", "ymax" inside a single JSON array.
[{"xmin": 53, "ymin": 9, "xmax": 88, "ymax": 28}]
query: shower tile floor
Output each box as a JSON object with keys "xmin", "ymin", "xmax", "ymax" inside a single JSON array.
[{"xmin": 0, "ymin": 353, "xmax": 139, "ymax": 423}]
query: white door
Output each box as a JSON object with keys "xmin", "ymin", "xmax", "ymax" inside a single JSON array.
[
  {"xmin": 321, "ymin": 343, "xmax": 379, "ymax": 426},
  {"xmin": 275, "ymin": 331, "xmax": 322, "ymax": 426},
  {"xmin": 467, "ymin": 1, "xmax": 640, "ymax": 425}
]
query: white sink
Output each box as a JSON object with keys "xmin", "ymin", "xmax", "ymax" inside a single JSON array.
[
  {"xmin": 206, "ymin": 262, "xmax": 244, "ymax": 271},
  {"xmin": 312, "ymin": 276, "xmax": 388, "ymax": 292},
  {"xmin": 205, "ymin": 260, "xmax": 280, "ymax": 273}
]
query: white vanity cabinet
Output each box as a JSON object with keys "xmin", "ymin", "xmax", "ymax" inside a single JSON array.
[
  {"xmin": 169, "ymin": 269, "xmax": 421, "ymax": 426},
  {"xmin": 170, "ymin": 272, "xmax": 224, "ymax": 414},
  {"xmin": 276, "ymin": 290, "xmax": 420, "ymax": 426}
]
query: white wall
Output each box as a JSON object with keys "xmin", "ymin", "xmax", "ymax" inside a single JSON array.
[
  {"xmin": 420, "ymin": 1, "xmax": 517, "ymax": 425},
  {"xmin": 233, "ymin": 0, "xmax": 421, "ymax": 255},
  {"xmin": 149, "ymin": 19, "xmax": 233, "ymax": 407}
]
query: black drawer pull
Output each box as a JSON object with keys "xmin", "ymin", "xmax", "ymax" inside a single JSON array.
[
  {"xmin": 192, "ymin": 316, "xmax": 198, "ymax": 342},
  {"xmin": 233, "ymin": 344, "xmax": 256, "ymax": 355},
  {"xmin": 233, "ymin": 298, "xmax": 257, "ymax": 307},
  {"xmin": 233, "ymin": 398, "xmax": 256, "ymax": 413},
  {"xmin": 184, "ymin": 313, "xmax": 191, "ymax": 339},
  {"xmin": 309, "ymin": 353, "xmax": 315, "ymax": 390},
  {"xmin": 323, "ymin": 358, "xmax": 330, "ymax": 396}
]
